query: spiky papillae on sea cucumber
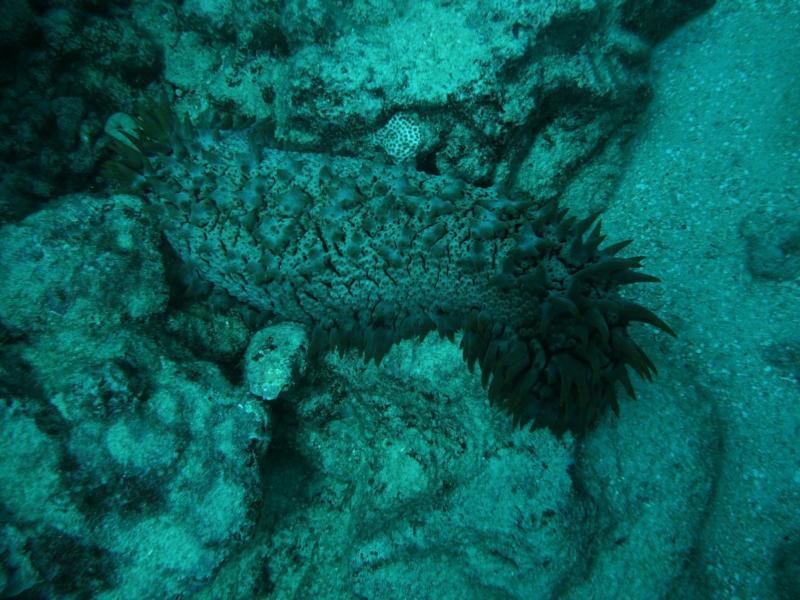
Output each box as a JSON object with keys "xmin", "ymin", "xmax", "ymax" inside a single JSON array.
[{"xmin": 104, "ymin": 95, "xmax": 675, "ymax": 435}]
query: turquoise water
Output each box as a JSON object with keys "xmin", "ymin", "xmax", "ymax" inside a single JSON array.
[{"xmin": 1, "ymin": 1, "xmax": 798, "ymax": 599}]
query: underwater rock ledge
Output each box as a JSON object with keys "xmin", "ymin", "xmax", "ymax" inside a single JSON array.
[{"xmin": 105, "ymin": 95, "xmax": 675, "ymax": 435}]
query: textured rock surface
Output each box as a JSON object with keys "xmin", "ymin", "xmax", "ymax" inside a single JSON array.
[
  {"xmin": 0, "ymin": 194, "xmax": 167, "ymax": 336},
  {"xmin": 0, "ymin": 196, "xmax": 268, "ymax": 599},
  {"xmin": 0, "ymin": 0, "xmax": 712, "ymax": 224},
  {"xmin": 238, "ymin": 335, "xmax": 712, "ymax": 599}
]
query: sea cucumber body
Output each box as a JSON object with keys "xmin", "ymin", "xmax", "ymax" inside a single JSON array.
[{"xmin": 106, "ymin": 101, "xmax": 673, "ymax": 434}]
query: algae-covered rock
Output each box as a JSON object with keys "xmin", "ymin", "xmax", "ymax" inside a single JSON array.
[
  {"xmin": 244, "ymin": 323, "xmax": 309, "ymax": 402},
  {"xmin": 0, "ymin": 195, "xmax": 269, "ymax": 599}
]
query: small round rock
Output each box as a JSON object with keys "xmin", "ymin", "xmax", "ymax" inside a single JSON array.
[{"xmin": 244, "ymin": 323, "xmax": 309, "ymax": 401}]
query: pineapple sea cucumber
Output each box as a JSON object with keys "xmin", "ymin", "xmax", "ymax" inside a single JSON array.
[{"xmin": 105, "ymin": 95, "xmax": 675, "ymax": 435}]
